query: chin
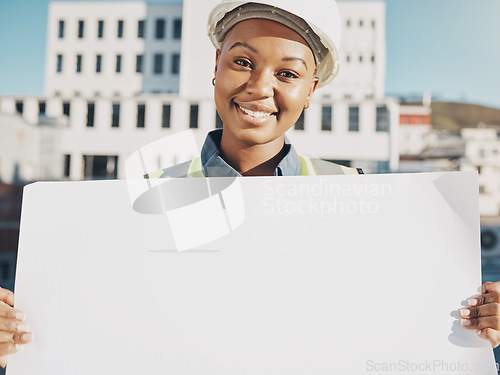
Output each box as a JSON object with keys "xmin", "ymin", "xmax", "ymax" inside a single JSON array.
[{"xmin": 237, "ymin": 129, "xmax": 283, "ymax": 146}]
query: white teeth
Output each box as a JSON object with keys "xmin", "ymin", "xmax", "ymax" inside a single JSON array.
[{"xmin": 239, "ymin": 106, "xmax": 273, "ymax": 118}]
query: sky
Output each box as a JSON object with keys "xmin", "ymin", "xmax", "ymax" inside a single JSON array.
[{"xmin": 1, "ymin": 0, "xmax": 499, "ymax": 109}]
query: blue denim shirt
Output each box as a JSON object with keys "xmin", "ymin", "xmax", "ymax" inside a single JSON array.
[{"xmin": 200, "ymin": 129, "xmax": 301, "ymax": 177}]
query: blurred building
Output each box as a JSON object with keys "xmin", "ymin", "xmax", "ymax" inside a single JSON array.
[
  {"xmin": 461, "ymin": 127, "xmax": 500, "ymax": 217},
  {"xmin": 0, "ymin": 0, "xmax": 398, "ymax": 182},
  {"xmin": 45, "ymin": 2, "xmax": 183, "ymax": 98}
]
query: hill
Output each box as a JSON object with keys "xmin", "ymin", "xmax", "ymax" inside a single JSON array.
[{"xmin": 430, "ymin": 102, "xmax": 500, "ymax": 130}]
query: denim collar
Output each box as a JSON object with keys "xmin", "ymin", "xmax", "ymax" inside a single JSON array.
[{"xmin": 200, "ymin": 129, "xmax": 301, "ymax": 177}]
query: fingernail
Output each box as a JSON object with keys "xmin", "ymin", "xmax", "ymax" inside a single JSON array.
[
  {"xmin": 17, "ymin": 323, "xmax": 29, "ymax": 332},
  {"xmin": 15, "ymin": 344, "xmax": 24, "ymax": 352},
  {"xmin": 460, "ymin": 308, "xmax": 470, "ymax": 317},
  {"xmin": 468, "ymin": 298, "xmax": 478, "ymax": 306},
  {"xmin": 14, "ymin": 311, "xmax": 26, "ymax": 321},
  {"xmin": 477, "ymin": 330, "xmax": 482, "ymax": 336},
  {"xmin": 461, "ymin": 319, "xmax": 471, "ymax": 326},
  {"xmin": 20, "ymin": 332, "xmax": 33, "ymax": 342}
]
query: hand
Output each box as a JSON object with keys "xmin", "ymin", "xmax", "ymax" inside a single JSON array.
[
  {"xmin": 460, "ymin": 281, "xmax": 500, "ymax": 348},
  {"xmin": 0, "ymin": 287, "xmax": 32, "ymax": 368}
]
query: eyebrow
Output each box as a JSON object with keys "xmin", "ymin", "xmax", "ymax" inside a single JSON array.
[
  {"xmin": 229, "ymin": 42, "xmax": 258, "ymax": 54},
  {"xmin": 282, "ymin": 57, "xmax": 308, "ymax": 70},
  {"xmin": 229, "ymin": 42, "xmax": 309, "ymax": 70}
]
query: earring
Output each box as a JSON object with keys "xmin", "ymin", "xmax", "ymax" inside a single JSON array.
[
  {"xmin": 304, "ymin": 102, "xmax": 310, "ymax": 109},
  {"xmin": 212, "ymin": 77, "xmax": 216, "ymax": 86}
]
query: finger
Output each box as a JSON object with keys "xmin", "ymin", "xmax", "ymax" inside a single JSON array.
[
  {"xmin": 0, "ymin": 330, "xmax": 32, "ymax": 345},
  {"xmin": 0, "ymin": 319, "xmax": 29, "ymax": 334},
  {"xmin": 467, "ymin": 292, "xmax": 500, "ymax": 307},
  {"xmin": 0, "ymin": 342, "xmax": 23, "ymax": 359},
  {"xmin": 460, "ymin": 316, "xmax": 500, "ymax": 331},
  {"xmin": 477, "ymin": 328, "xmax": 500, "ymax": 348},
  {"xmin": 0, "ymin": 355, "xmax": 7, "ymax": 369},
  {"xmin": 461, "ymin": 303, "xmax": 500, "ymax": 319},
  {"xmin": 0, "ymin": 289, "xmax": 14, "ymax": 308},
  {"xmin": 483, "ymin": 281, "xmax": 500, "ymax": 294}
]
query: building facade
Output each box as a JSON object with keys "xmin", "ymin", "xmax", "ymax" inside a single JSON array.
[
  {"xmin": 461, "ymin": 127, "xmax": 500, "ymax": 217},
  {"xmin": 45, "ymin": 2, "xmax": 183, "ymax": 98},
  {"xmin": 0, "ymin": 0, "xmax": 398, "ymax": 183}
]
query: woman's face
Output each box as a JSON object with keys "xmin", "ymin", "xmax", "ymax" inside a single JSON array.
[{"xmin": 214, "ymin": 18, "xmax": 318, "ymax": 147}]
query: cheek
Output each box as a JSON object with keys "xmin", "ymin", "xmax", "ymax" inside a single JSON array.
[{"xmin": 279, "ymin": 85, "xmax": 310, "ymax": 112}]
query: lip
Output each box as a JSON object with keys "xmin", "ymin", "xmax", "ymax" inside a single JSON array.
[{"xmin": 234, "ymin": 102, "xmax": 278, "ymax": 125}]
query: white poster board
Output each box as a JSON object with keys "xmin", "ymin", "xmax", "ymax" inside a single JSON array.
[{"xmin": 8, "ymin": 172, "xmax": 497, "ymax": 374}]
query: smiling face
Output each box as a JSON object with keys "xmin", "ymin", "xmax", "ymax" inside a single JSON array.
[{"xmin": 214, "ymin": 18, "xmax": 319, "ymax": 148}]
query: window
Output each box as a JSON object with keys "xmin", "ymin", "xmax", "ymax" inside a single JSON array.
[
  {"xmin": 371, "ymin": 55, "xmax": 375, "ymax": 63},
  {"xmin": 98, "ymin": 20, "xmax": 104, "ymax": 38},
  {"xmin": 64, "ymin": 155, "xmax": 71, "ymax": 178},
  {"xmin": 63, "ymin": 102, "xmax": 70, "ymax": 117},
  {"xmin": 87, "ymin": 102, "xmax": 95, "ymax": 127},
  {"xmin": 117, "ymin": 20, "xmax": 124, "ymax": 38},
  {"xmin": 138, "ymin": 20, "xmax": 145, "ymax": 38},
  {"xmin": 162, "ymin": 104, "xmax": 171, "ymax": 128},
  {"xmin": 346, "ymin": 55, "xmax": 350, "ymax": 63},
  {"xmin": 372, "ymin": 20, "xmax": 376, "ymax": 28},
  {"xmin": 346, "ymin": 19, "xmax": 351, "ymax": 27},
  {"xmin": 116, "ymin": 55, "xmax": 122, "ymax": 73},
  {"xmin": 359, "ymin": 19, "xmax": 364, "ymax": 27},
  {"xmin": 359, "ymin": 55, "xmax": 363, "ymax": 63},
  {"xmin": 321, "ymin": 105, "xmax": 332, "ymax": 131},
  {"xmin": 56, "ymin": 54, "xmax": 63, "ymax": 73},
  {"xmin": 171, "ymin": 53, "xmax": 180, "ymax": 75},
  {"xmin": 78, "ymin": 20, "xmax": 84, "ymax": 38},
  {"xmin": 136, "ymin": 55, "xmax": 143, "ymax": 73},
  {"xmin": 38, "ymin": 101, "xmax": 46, "ymax": 115},
  {"xmin": 173, "ymin": 19, "xmax": 182, "ymax": 39},
  {"xmin": 83, "ymin": 155, "xmax": 118, "ymax": 179},
  {"xmin": 15, "ymin": 101, "xmax": 23, "ymax": 115},
  {"xmin": 137, "ymin": 104, "xmax": 145, "ymax": 128},
  {"xmin": 294, "ymin": 110, "xmax": 305, "ymax": 130},
  {"xmin": 348, "ymin": 106, "xmax": 359, "ymax": 132},
  {"xmin": 155, "ymin": 19, "xmax": 165, "ymax": 39},
  {"xmin": 76, "ymin": 54, "xmax": 82, "ymax": 73},
  {"xmin": 215, "ymin": 111, "xmax": 223, "ymax": 128},
  {"xmin": 154, "ymin": 53, "xmax": 163, "ymax": 74},
  {"xmin": 189, "ymin": 104, "xmax": 199, "ymax": 128},
  {"xmin": 111, "ymin": 103, "xmax": 120, "ymax": 127},
  {"xmin": 96, "ymin": 55, "xmax": 102, "ymax": 73},
  {"xmin": 376, "ymin": 105, "xmax": 389, "ymax": 132},
  {"xmin": 58, "ymin": 20, "xmax": 64, "ymax": 38}
]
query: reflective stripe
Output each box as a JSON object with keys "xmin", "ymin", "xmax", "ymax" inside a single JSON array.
[
  {"xmin": 187, "ymin": 157, "xmax": 204, "ymax": 177},
  {"xmin": 298, "ymin": 155, "xmax": 316, "ymax": 176},
  {"xmin": 146, "ymin": 169, "xmax": 165, "ymax": 179},
  {"xmin": 341, "ymin": 165, "xmax": 361, "ymax": 175}
]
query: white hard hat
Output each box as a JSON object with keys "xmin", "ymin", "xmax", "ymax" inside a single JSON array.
[{"xmin": 207, "ymin": 0, "xmax": 341, "ymax": 88}]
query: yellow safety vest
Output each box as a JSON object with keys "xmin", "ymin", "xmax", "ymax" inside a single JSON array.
[{"xmin": 146, "ymin": 156, "xmax": 362, "ymax": 179}]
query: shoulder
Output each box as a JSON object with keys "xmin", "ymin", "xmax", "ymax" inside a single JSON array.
[
  {"xmin": 298, "ymin": 155, "xmax": 363, "ymax": 175},
  {"xmin": 144, "ymin": 158, "xmax": 204, "ymax": 179}
]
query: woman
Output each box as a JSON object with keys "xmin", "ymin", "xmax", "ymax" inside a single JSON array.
[{"xmin": 1, "ymin": 0, "xmax": 499, "ymax": 367}]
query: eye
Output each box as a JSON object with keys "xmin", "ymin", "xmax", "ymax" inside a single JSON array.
[
  {"xmin": 234, "ymin": 58, "xmax": 253, "ymax": 69},
  {"xmin": 278, "ymin": 70, "xmax": 299, "ymax": 79}
]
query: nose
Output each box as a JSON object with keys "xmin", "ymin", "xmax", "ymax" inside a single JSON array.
[{"xmin": 246, "ymin": 69, "xmax": 274, "ymax": 98}]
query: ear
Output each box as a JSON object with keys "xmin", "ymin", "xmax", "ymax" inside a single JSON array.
[
  {"xmin": 214, "ymin": 49, "xmax": 221, "ymax": 77},
  {"xmin": 306, "ymin": 77, "xmax": 319, "ymax": 102}
]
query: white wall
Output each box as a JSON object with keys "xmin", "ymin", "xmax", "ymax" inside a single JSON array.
[{"xmin": 46, "ymin": 2, "xmax": 182, "ymax": 99}]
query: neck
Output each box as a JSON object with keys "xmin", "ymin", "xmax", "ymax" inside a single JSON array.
[{"xmin": 219, "ymin": 130, "xmax": 287, "ymax": 176}]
